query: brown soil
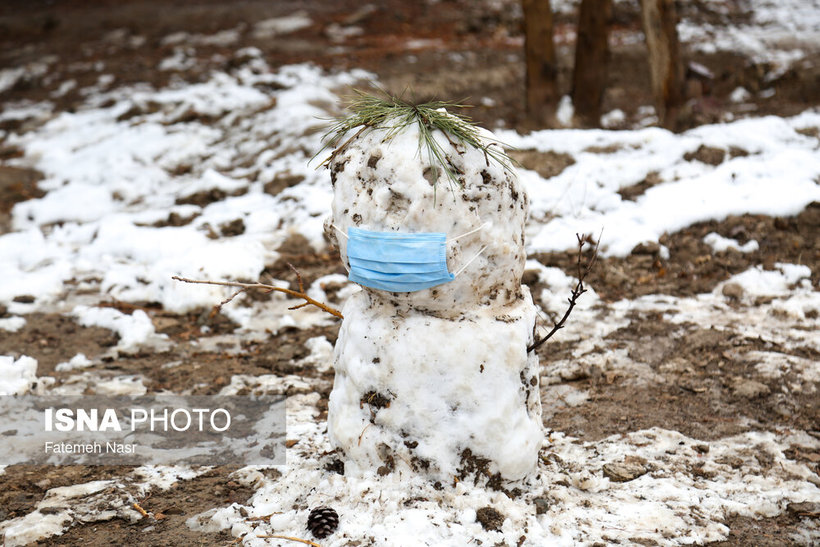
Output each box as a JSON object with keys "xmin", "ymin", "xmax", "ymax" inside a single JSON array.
[
  {"xmin": 531, "ymin": 202, "xmax": 820, "ymax": 302},
  {"xmin": 711, "ymin": 508, "xmax": 820, "ymax": 547},
  {"xmin": 1, "ymin": 1, "xmax": 818, "ymax": 546},
  {"xmin": 536, "ymin": 315, "xmax": 820, "ymax": 442},
  {"xmin": 0, "ymin": 165, "xmax": 44, "ymax": 233},
  {"xmin": 32, "ymin": 466, "xmax": 255, "ymax": 547}
]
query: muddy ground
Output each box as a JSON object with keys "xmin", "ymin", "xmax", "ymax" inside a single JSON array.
[{"xmin": 0, "ymin": 1, "xmax": 818, "ymax": 545}]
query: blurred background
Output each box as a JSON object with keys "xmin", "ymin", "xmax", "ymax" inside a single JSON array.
[{"xmin": 1, "ymin": 0, "xmax": 818, "ymax": 134}]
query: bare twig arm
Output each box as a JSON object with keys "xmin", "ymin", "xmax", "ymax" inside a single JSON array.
[
  {"xmin": 171, "ymin": 275, "xmax": 344, "ymax": 319},
  {"xmin": 256, "ymin": 535, "xmax": 321, "ymax": 547},
  {"xmin": 527, "ymin": 232, "xmax": 600, "ymax": 353}
]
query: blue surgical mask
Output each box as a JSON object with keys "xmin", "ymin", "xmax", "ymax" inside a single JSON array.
[{"xmin": 334, "ymin": 224, "xmax": 487, "ymax": 293}]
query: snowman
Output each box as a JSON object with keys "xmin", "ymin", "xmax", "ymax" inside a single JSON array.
[{"xmin": 321, "ymin": 96, "xmax": 542, "ymax": 482}]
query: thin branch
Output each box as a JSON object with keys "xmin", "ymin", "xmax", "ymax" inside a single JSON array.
[
  {"xmin": 256, "ymin": 535, "xmax": 321, "ymax": 547},
  {"xmin": 527, "ymin": 232, "xmax": 600, "ymax": 353},
  {"xmin": 358, "ymin": 423, "xmax": 372, "ymax": 446},
  {"xmin": 132, "ymin": 501, "xmax": 150, "ymax": 519},
  {"xmin": 172, "ymin": 276, "xmax": 343, "ymax": 319},
  {"xmin": 288, "ymin": 262, "xmax": 305, "ymax": 293},
  {"xmin": 318, "ymin": 125, "xmax": 369, "ymax": 169},
  {"xmin": 209, "ymin": 287, "xmax": 247, "ymax": 318}
]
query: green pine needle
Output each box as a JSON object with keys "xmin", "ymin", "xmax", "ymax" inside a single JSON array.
[{"xmin": 317, "ymin": 90, "xmax": 514, "ymax": 194}]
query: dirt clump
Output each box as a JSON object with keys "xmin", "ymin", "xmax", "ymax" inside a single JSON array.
[
  {"xmin": 684, "ymin": 144, "xmax": 726, "ymax": 165},
  {"xmin": 475, "ymin": 506, "xmax": 505, "ymax": 532},
  {"xmin": 532, "ymin": 203, "xmax": 819, "ymax": 301},
  {"xmin": 508, "ymin": 149, "xmax": 576, "ymax": 179}
]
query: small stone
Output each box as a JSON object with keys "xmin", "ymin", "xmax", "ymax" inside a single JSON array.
[
  {"xmin": 787, "ymin": 501, "xmax": 820, "ymax": 516},
  {"xmin": 12, "ymin": 294, "xmax": 35, "ymax": 303},
  {"xmin": 559, "ymin": 363, "xmax": 590, "ymax": 382},
  {"xmin": 693, "ymin": 444, "xmax": 710, "ymax": 454},
  {"xmin": 684, "ymin": 145, "xmax": 726, "ymax": 166},
  {"xmin": 773, "ymin": 402, "xmax": 793, "ymax": 418},
  {"xmin": 602, "ymin": 456, "xmax": 648, "ymax": 482},
  {"xmin": 731, "ymin": 377, "xmax": 770, "ymax": 399},
  {"xmin": 0, "ymin": 304, "xmax": 7, "ymax": 317},
  {"xmin": 631, "ymin": 241, "xmax": 660, "ymax": 256},
  {"xmin": 278, "ymin": 343, "xmax": 306, "ymax": 362},
  {"xmin": 219, "ymin": 218, "xmax": 245, "ymax": 237},
  {"xmin": 533, "ymin": 497, "xmax": 550, "ymax": 515},
  {"xmin": 722, "ymin": 282, "xmax": 744, "ymax": 300},
  {"xmin": 323, "ymin": 458, "xmax": 344, "ymax": 475},
  {"xmin": 476, "ymin": 506, "xmax": 505, "ymax": 531},
  {"xmin": 263, "ymin": 172, "xmax": 305, "ymax": 197}
]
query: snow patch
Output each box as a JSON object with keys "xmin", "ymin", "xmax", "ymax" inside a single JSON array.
[
  {"xmin": 501, "ymin": 113, "xmax": 820, "ymax": 256},
  {"xmin": 0, "ymin": 316, "xmax": 26, "ymax": 332},
  {"xmin": 54, "ymin": 353, "xmax": 93, "ymax": 372},
  {"xmin": 0, "ymin": 355, "xmax": 38, "ymax": 396},
  {"xmin": 556, "ymin": 95, "xmax": 574, "ymax": 127},
  {"xmin": 72, "ymin": 306, "xmax": 166, "ymax": 353},
  {"xmin": 703, "ymin": 232, "xmax": 759, "ymax": 253},
  {"xmin": 721, "ymin": 263, "xmax": 811, "ymax": 299}
]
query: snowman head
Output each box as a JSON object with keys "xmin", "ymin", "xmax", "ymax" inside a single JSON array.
[{"xmin": 320, "ymin": 98, "xmax": 529, "ymax": 315}]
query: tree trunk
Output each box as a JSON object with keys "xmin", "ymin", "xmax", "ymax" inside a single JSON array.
[
  {"xmin": 572, "ymin": 0, "xmax": 612, "ymax": 127},
  {"xmin": 522, "ymin": 0, "xmax": 557, "ymax": 127},
  {"xmin": 639, "ymin": 0, "xmax": 684, "ymax": 130}
]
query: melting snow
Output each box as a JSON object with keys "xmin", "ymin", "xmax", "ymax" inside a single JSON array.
[{"xmin": 0, "ymin": 10, "xmax": 818, "ymax": 543}]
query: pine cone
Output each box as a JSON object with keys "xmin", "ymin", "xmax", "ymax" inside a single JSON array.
[{"xmin": 307, "ymin": 506, "xmax": 339, "ymax": 539}]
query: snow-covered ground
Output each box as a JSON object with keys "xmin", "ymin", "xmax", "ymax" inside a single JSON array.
[{"xmin": 1, "ymin": 3, "xmax": 819, "ymax": 545}]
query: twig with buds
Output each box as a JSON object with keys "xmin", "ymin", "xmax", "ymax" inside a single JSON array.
[
  {"xmin": 172, "ymin": 263, "xmax": 343, "ymax": 319},
  {"xmin": 527, "ymin": 232, "xmax": 600, "ymax": 353}
]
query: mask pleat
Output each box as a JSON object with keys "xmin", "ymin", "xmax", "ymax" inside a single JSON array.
[
  {"xmin": 349, "ymin": 267, "xmax": 453, "ymax": 284},
  {"xmin": 345, "ymin": 226, "xmax": 455, "ymax": 292},
  {"xmin": 348, "ymin": 257, "xmax": 441, "ymax": 274}
]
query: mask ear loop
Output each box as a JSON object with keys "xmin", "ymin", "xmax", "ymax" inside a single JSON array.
[
  {"xmin": 331, "ymin": 224, "xmax": 351, "ymax": 272},
  {"xmin": 448, "ymin": 221, "xmax": 490, "ymax": 242},
  {"xmin": 331, "ymin": 224, "xmax": 349, "ymax": 239},
  {"xmin": 454, "ymin": 245, "xmax": 487, "ymax": 277},
  {"xmin": 449, "ymin": 221, "xmax": 489, "ymax": 277}
]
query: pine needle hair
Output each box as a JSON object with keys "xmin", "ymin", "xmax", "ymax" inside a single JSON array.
[{"xmin": 317, "ymin": 90, "xmax": 516, "ymax": 197}]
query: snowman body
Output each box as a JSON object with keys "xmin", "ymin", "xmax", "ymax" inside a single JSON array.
[{"xmin": 325, "ymin": 120, "xmax": 542, "ymax": 481}]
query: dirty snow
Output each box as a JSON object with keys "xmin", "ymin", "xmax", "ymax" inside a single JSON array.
[
  {"xmin": 0, "ymin": 467, "xmax": 210, "ymax": 547},
  {"xmin": 53, "ymin": 352, "xmax": 93, "ymax": 372},
  {"xmin": 187, "ymin": 392, "xmax": 820, "ymax": 546},
  {"xmin": 72, "ymin": 305, "xmax": 166, "ymax": 353},
  {"xmin": 1, "ymin": 8, "xmax": 819, "ymax": 545},
  {"xmin": 0, "ymin": 355, "xmax": 39, "ymax": 396},
  {"xmin": 501, "ymin": 113, "xmax": 820, "ymax": 256}
]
